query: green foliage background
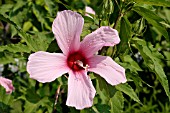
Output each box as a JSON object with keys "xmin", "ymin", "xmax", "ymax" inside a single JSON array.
[{"xmin": 0, "ymin": 0, "xmax": 170, "ymax": 112}]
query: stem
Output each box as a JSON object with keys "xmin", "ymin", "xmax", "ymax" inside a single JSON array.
[
  {"xmin": 52, "ymin": 85, "xmax": 61, "ymax": 113},
  {"xmin": 113, "ymin": 12, "xmax": 123, "ymax": 29},
  {"xmin": 99, "ymin": 19, "xmax": 101, "ymax": 27},
  {"xmin": 55, "ymin": 85, "xmax": 61, "ymax": 105},
  {"xmin": 64, "ymin": 74, "xmax": 68, "ymax": 79}
]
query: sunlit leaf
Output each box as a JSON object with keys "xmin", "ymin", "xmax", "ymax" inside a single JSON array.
[
  {"xmin": 44, "ymin": 0, "xmax": 56, "ymax": 16},
  {"xmin": 109, "ymin": 91, "xmax": 124, "ymax": 113},
  {"xmin": 96, "ymin": 75, "xmax": 117, "ymax": 104},
  {"xmin": 23, "ymin": 21, "xmax": 33, "ymax": 32},
  {"xmin": 115, "ymin": 83, "xmax": 142, "ymax": 104},
  {"xmin": 0, "ymin": 43, "xmax": 31, "ymax": 53},
  {"xmin": 0, "ymin": 4, "xmax": 13, "ymax": 15},
  {"xmin": 10, "ymin": 100, "xmax": 23, "ymax": 113}
]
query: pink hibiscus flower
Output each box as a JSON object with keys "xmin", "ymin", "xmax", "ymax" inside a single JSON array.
[
  {"xmin": 27, "ymin": 10, "xmax": 127, "ymax": 110},
  {"xmin": 0, "ymin": 76, "xmax": 14, "ymax": 94},
  {"xmin": 85, "ymin": 6, "xmax": 95, "ymax": 18}
]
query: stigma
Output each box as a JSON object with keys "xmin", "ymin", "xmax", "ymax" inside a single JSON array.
[{"xmin": 74, "ymin": 60, "xmax": 90, "ymax": 71}]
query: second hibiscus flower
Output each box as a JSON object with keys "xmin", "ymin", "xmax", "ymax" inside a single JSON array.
[{"xmin": 27, "ymin": 10, "xmax": 127, "ymax": 110}]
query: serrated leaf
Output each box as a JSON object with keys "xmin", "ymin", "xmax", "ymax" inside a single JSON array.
[
  {"xmin": 109, "ymin": 91, "xmax": 124, "ymax": 113},
  {"xmin": 21, "ymin": 32, "xmax": 54, "ymax": 52},
  {"xmin": 32, "ymin": 4, "xmax": 51, "ymax": 30},
  {"xmin": 0, "ymin": 4, "xmax": 13, "ymax": 15},
  {"xmin": 96, "ymin": 75, "xmax": 117, "ymax": 101},
  {"xmin": 0, "ymin": 43, "xmax": 31, "ymax": 53},
  {"xmin": 95, "ymin": 74, "xmax": 125, "ymax": 112},
  {"xmin": 0, "ymin": 14, "xmax": 35, "ymax": 51},
  {"xmin": 24, "ymin": 101, "xmax": 39, "ymax": 113},
  {"xmin": 163, "ymin": 51, "xmax": 170, "ymax": 66},
  {"xmin": 115, "ymin": 83, "xmax": 142, "ymax": 104},
  {"xmin": 123, "ymin": 55, "xmax": 142, "ymax": 71},
  {"xmin": 132, "ymin": 38, "xmax": 170, "ymax": 100},
  {"xmin": 132, "ymin": 0, "xmax": 170, "ymax": 7},
  {"xmin": 0, "ymin": 86, "xmax": 13, "ymax": 104},
  {"xmin": 24, "ymin": 97, "xmax": 49, "ymax": 113},
  {"xmin": 44, "ymin": 0, "xmax": 56, "ymax": 16},
  {"xmin": 0, "ymin": 54, "xmax": 15, "ymax": 64},
  {"xmin": 0, "ymin": 86, "xmax": 14, "ymax": 112},
  {"xmin": 133, "ymin": 6, "xmax": 169, "ymax": 41},
  {"xmin": 9, "ymin": 6, "xmax": 28, "ymax": 26},
  {"xmin": 12, "ymin": 0, "xmax": 26, "ymax": 12},
  {"xmin": 10, "ymin": 100, "xmax": 23, "ymax": 113},
  {"xmin": 56, "ymin": 0, "xmax": 71, "ymax": 10},
  {"xmin": 119, "ymin": 62, "xmax": 144, "ymax": 88},
  {"xmin": 0, "ymin": 14, "xmax": 18, "ymax": 27},
  {"xmin": 0, "ymin": 13, "xmax": 53, "ymax": 52}
]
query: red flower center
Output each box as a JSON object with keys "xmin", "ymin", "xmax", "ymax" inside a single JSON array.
[{"xmin": 67, "ymin": 52, "xmax": 88, "ymax": 71}]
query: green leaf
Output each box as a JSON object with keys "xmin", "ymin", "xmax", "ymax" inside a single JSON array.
[
  {"xmin": 0, "ymin": 43, "xmax": 31, "ymax": 53},
  {"xmin": 9, "ymin": 5, "xmax": 28, "ymax": 26},
  {"xmin": 123, "ymin": 55, "xmax": 142, "ymax": 71},
  {"xmin": 109, "ymin": 91, "xmax": 124, "ymax": 113},
  {"xmin": 0, "ymin": 13, "xmax": 51, "ymax": 53},
  {"xmin": 23, "ymin": 21, "xmax": 33, "ymax": 32},
  {"xmin": 95, "ymin": 75, "xmax": 125, "ymax": 112},
  {"xmin": 132, "ymin": 0, "xmax": 170, "ymax": 7},
  {"xmin": 12, "ymin": 0, "xmax": 26, "ymax": 12},
  {"xmin": 44, "ymin": 0, "xmax": 56, "ymax": 16},
  {"xmin": 0, "ymin": 4, "xmax": 13, "ymax": 15},
  {"xmin": 103, "ymin": 0, "xmax": 114, "ymax": 14},
  {"xmin": 0, "ymin": 13, "xmax": 53, "ymax": 52},
  {"xmin": 24, "ymin": 96, "xmax": 49, "ymax": 113},
  {"xmin": 132, "ymin": 6, "xmax": 169, "ymax": 41},
  {"xmin": 24, "ymin": 101, "xmax": 40, "ymax": 113},
  {"xmin": 32, "ymin": 4, "xmax": 51, "ymax": 30},
  {"xmin": 96, "ymin": 75, "xmax": 117, "ymax": 104},
  {"xmin": 0, "ymin": 86, "xmax": 14, "ymax": 113},
  {"xmin": 132, "ymin": 38, "xmax": 170, "ymax": 100},
  {"xmin": 117, "ymin": 17, "xmax": 131, "ymax": 56},
  {"xmin": 56, "ymin": 0, "xmax": 71, "ymax": 10},
  {"xmin": 115, "ymin": 83, "xmax": 142, "ymax": 104},
  {"xmin": 95, "ymin": 104, "xmax": 110, "ymax": 113},
  {"xmin": 0, "ymin": 14, "xmax": 35, "ymax": 51},
  {"xmin": 0, "ymin": 53, "xmax": 15, "ymax": 64},
  {"xmin": 80, "ymin": 107, "xmax": 96, "ymax": 113},
  {"xmin": 10, "ymin": 100, "xmax": 23, "ymax": 113},
  {"xmin": 0, "ymin": 14, "xmax": 18, "ymax": 28},
  {"xmin": 163, "ymin": 51, "xmax": 170, "ymax": 66},
  {"xmin": 19, "ymin": 32, "xmax": 53, "ymax": 52},
  {"xmin": 0, "ymin": 87, "xmax": 13, "ymax": 104}
]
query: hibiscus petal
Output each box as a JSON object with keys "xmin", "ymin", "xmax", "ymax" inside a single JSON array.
[
  {"xmin": 88, "ymin": 55, "xmax": 127, "ymax": 85},
  {"xmin": 85, "ymin": 6, "xmax": 95, "ymax": 18},
  {"xmin": 66, "ymin": 70, "xmax": 96, "ymax": 110},
  {"xmin": 52, "ymin": 10, "xmax": 84, "ymax": 55},
  {"xmin": 0, "ymin": 77, "xmax": 14, "ymax": 94},
  {"xmin": 27, "ymin": 51, "xmax": 69, "ymax": 83},
  {"xmin": 80, "ymin": 26, "xmax": 120, "ymax": 58}
]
